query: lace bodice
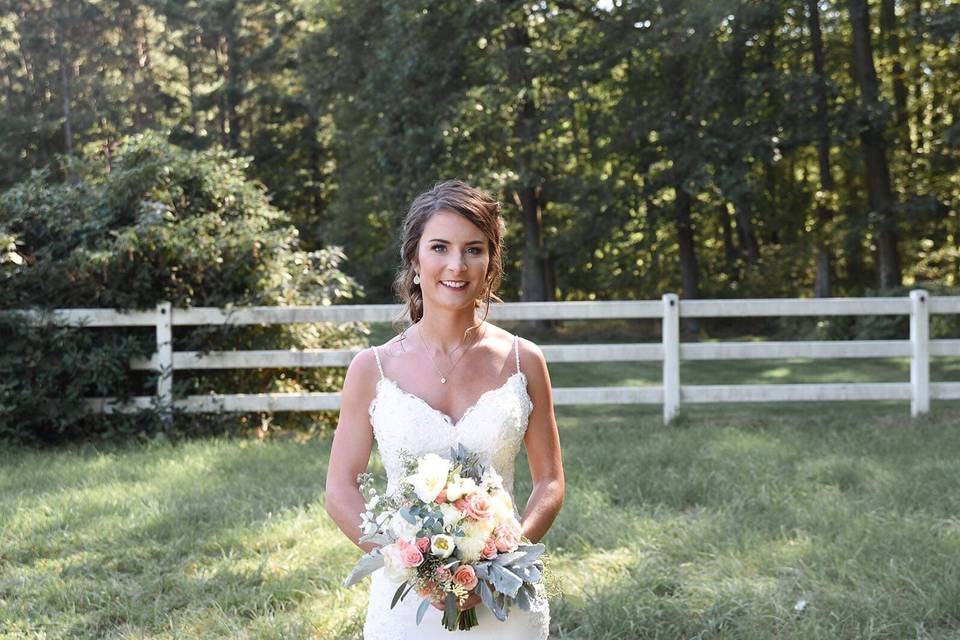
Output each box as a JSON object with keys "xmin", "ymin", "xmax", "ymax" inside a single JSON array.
[{"xmin": 368, "ymin": 334, "xmax": 533, "ymax": 497}]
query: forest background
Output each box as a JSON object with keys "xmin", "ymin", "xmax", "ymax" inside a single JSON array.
[{"xmin": 2, "ymin": 0, "xmax": 957, "ymax": 307}]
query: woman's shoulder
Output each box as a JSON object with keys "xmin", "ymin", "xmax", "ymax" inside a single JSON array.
[{"xmin": 483, "ymin": 323, "xmax": 545, "ymax": 370}]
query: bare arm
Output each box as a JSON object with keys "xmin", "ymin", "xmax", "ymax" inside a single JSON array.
[
  {"xmin": 518, "ymin": 339, "xmax": 565, "ymax": 544},
  {"xmin": 325, "ymin": 347, "xmax": 379, "ymax": 553}
]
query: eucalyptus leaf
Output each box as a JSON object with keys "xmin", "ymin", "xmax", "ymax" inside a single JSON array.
[
  {"xmin": 390, "ymin": 581, "xmax": 408, "ymax": 609},
  {"xmin": 416, "ymin": 596, "xmax": 433, "ymax": 625}
]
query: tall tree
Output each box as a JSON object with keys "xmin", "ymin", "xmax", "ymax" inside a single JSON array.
[
  {"xmin": 806, "ymin": 0, "xmax": 836, "ymax": 297},
  {"xmin": 847, "ymin": 0, "xmax": 902, "ymax": 289}
]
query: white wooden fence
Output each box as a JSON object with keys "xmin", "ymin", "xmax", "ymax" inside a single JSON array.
[{"xmin": 12, "ymin": 290, "xmax": 960, "ymax": 425}]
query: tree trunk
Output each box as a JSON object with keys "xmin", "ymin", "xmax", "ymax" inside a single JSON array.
[
  {"xmin": 503, "ymin": 11, "xmax": 551, "ymax": 316},
  {"xmin": 880, "ymin": 0, "xmax": 909, "ymax": 154},
  {"xmin": 719, "ymin": 202, "xmax": 739, "ymax": 280},
  {"xmin": 515, "ymin": 186, "xmax": 549, "ymax": 302},
  {"xmin": 224, "ymin": 23, "xmax": 242, "ymax": 150},
  {"xmin": 911, "ymin": 0, "xmax": 925, "ymax": 154},
  {"xmin": 806, "ymin": 0, "xmax": 835, "ymax": 297},
  {"xmin": 726, "ymin": 3, "xmax": 760, "ymax": 266},
  {"xmin": 675, "ymin": 185, "xmax": 700, "ymax": 300},
  {"xmin": 55, "ymin": 8, "xmax": 73, "ymax": 158},
  {"xmin": 847, "ymin": 0, "xmax": 902, "ymax": 289}
]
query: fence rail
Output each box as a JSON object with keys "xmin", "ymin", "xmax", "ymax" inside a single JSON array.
[{"xmin": 10, "ymin": 290, "xmax": 960, "ymax": 424}]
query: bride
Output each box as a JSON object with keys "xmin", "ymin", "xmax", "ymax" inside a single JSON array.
[{"xmin": 325, "ymin": 180, "xmax": 565, "ymax": 639}]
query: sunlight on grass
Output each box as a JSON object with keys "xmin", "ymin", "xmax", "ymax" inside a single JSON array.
[{"xmin": 3, "ymin": 371, "xmax": 960, "ymax": 637}]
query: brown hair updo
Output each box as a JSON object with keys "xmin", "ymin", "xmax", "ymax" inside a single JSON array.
[{"xmin": 391, "ymin": 180, "xmax": 506, "ymax": 337}]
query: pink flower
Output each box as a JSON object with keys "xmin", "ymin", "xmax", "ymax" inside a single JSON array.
[
  {"xmin": 453, "ymin": 565, "xmax": 478, "ymax": 590},
  {"xmin": 398, "ymin": 539, "xmax": 424, "ymax": 568},
  {"xmin": 435, "ymin": 488, "xmax": 448, "ymax": 504},
  {"xmin": 493, "ymin": 522, "xmax": 521, "ymax": 553},
  {"xmin": 434, "ymin": 566, "xmax": 453, "ymax": 582},
  {"xmin": 416, "ymin": 536, "xmax": 431, "ymax": 553},
  {"xmin": 464, "ymin": 492, "xmax": 493, "ymax": 520},
  {"xmin": 454, "ymin": 497, "xmax": 470, "ymax": 513},
  {"xmin": 480, "ymin": 537, "xmax": 498, "ymax": 560}
]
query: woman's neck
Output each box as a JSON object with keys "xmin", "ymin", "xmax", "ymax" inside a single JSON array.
[{"xmin": 413, "ymin": 310, "xmax": 485, "ymax": 355}]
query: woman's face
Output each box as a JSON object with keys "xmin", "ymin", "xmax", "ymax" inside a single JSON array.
[{"xmin": 415, "ymin": 210, "xmax": 490, "ymax": 309}]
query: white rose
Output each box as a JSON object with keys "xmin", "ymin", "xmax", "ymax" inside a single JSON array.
[
  {"xmin": 431, "ymin": 534, "xmax": 456, "ymax": 559},
  {"xmin": 480, "ymin": 467, "xmax": 504, "ymax": 491},
  {"xmin": 455, "ymin": 518, "xmax": 496, "ymax": 564},
  {"xmin": 407, "ymin": 453, "xmax": 451, "ymax": 503},
  {"xmin": 389, "ymin": 511, "xmax": 422, "ymax": 540},
  {"xmin": 381, "ymin": 543, "xmax": 416, "ymax": 583},
  {"xmin": 446, "ymin": 476, "xmax": 479, "ymax": 501},
  {"xmin": 438, "ymin": 503, "xmax": 464, "ymax": 529}
]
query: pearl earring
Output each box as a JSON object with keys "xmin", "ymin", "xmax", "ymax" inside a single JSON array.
[{"xmin": 413, "ymin": 273, "xmax": 421, "ymax": 285}]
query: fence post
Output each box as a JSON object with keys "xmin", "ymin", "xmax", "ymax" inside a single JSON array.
[
  {"xmin": 910, "ymin": 289, "xmax": 930, "ymax": 417},
  {"xmin": 662, "ymin": 293, "xmax": 680, "ymax": 425},
  {"xmin": 156, "ymin": 301, "xmax": 173, "ymax": 421}
]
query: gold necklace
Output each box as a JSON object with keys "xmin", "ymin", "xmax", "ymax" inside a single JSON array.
[{"xmin": 416, "ymin": 322, "xmax": 485, "ymax": 384}]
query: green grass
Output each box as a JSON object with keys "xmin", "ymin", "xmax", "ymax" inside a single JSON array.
[{"xmin": 3, "ymin": 357, "xmax": 960, "ymax": 639}]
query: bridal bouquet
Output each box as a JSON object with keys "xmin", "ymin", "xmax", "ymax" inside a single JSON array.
[{"xmin": 344, "ymin": 445, "xmax": 546, "ymax": 631}]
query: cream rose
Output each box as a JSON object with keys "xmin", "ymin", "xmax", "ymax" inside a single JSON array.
[
  {"xmin": 407, "ymin": 453, "xmax": 451, "ymax": 503},
  {"xmin": 480, "ymin": 467, "xmax": 504, "ymax": 491},
  {"xmin": 445, "ymin": 475, "xmax": 479, "ymax": 501},
  {"xmin": 389, "ymin": 510, "xmax": 422, "ymax": 540},
  {"xmin": 381, "ymin": 543, "xmax": 416, "ymax": 583}
]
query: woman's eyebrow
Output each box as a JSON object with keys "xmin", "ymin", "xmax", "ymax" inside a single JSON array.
[{"xmin": 428, "ymin": 238, "xmax": 485, "ymax": 244}]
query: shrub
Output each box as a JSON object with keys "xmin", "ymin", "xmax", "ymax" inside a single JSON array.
[{"xmin": 0, "ymin": 132, "xmax": 365, "ymax": 445}]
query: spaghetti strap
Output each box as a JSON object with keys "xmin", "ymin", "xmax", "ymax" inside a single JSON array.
[
  {"xmin": 513, "ymin": 334, "xmax": 520, "ymax": 374},
  {"xmin": 372, "ymin": 346, "xmax": 384, "ymax": 381}
]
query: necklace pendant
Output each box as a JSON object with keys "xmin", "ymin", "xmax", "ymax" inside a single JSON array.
[{"xmin": 440, "ymin": 377, "xmax": 447, "ymax": 384}]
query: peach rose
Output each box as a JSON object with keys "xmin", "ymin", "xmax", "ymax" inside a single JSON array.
[
  {"xmin": 464, "ymin": 492, "xmax": 493, "ymax": 520},
  {"xmin": 454, "ymin": 497, "xmax": 470, "ymax": 513},
  {"xmin": 453, "ymin": 565, "xmax": 478, "ymax": 590},
  {"xmin": 398, "ymin": 539, "xmax": 424, "ymax": 568},
  {"xmin": 416, "ymin": 536, "xmax": 431, "ymax": 553},
  {"xmin": 493, "ymin": 522, "xmax": 521, "ymax": 553},
  {"xmin": 434, "ymin": 488, "xmax": 448, "ymax": 504},
  {"xmin": 480, "ymin": 537, "xmax": 498, "ymax": 560}
]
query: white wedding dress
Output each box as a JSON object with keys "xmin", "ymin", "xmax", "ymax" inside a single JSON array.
[{"xmin": 362, "ymin": 334, "xmax": 550, "ymax": 639}]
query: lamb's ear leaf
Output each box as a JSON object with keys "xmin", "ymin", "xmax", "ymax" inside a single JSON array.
[
  {"xmin": 478, "ymin": 580, "xmax": 506, "ymax": 621},
  {"xmin": 343, "ymin": 552, "xmax": 384, "ymax": 587},
  {"xmin": 488, "ymin": 563, "xmax": 523, "ymax": 598},
  {"xmin": 416, "ymin": 596, "xmax": 432, "ymax": 625},
  {"xmin": 515, "ymin": 584, "xmax": 532, "ymax": 612}
]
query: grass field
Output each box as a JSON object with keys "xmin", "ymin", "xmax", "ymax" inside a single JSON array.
[{"xmin": 3, "ymin": 356, "xmax": 960, "ymax": 639}]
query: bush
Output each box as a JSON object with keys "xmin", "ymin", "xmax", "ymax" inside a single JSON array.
[{"xmin": 0, "ymin": 132, "xmax": 366, "ymax": 445}]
